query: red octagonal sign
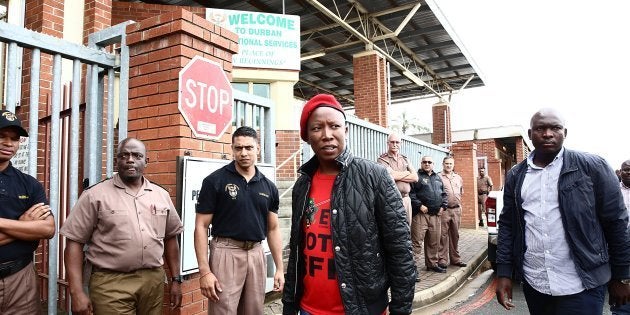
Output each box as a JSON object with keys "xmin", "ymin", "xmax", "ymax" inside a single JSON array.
[{"xmin": 178, "ymin": 56, "xmax": 233, "ymax": 140}]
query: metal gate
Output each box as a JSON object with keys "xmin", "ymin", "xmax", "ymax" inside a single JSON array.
[{"xmin": 0, "ymin": 20, "xmax": 130, "ymax": 314}]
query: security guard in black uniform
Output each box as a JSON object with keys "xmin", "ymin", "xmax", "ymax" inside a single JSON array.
[{"xmin": 0, "ymin": 109, "xmax": 55, "ymax": 314}]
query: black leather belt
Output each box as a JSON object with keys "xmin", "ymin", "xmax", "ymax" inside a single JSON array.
[
  {"xmin": 447, "ymin": 205, "xmax": 460, "ymax": 209},
  {"xmin": 0, "ymin": 256, "xmax": 32, "ymax": 279},
  {"xmin": 214, "ymin": 237, "xmax": 261, "ymax": 250},
  {"xmin": 478, "ymin": 192, "xmax": 488, "ymax": 195}
]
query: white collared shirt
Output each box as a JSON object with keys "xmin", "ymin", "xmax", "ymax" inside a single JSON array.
[{"xmin": 521, "ymin": 148, "xmax": 585, "ymax": 295}]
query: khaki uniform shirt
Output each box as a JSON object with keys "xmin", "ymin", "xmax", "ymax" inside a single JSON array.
[
  {"xmin": 60, "ymin": 174, "xmax": 184, "ymax": 272},
  {"xmin": 439, "ymin": 172, "xmax": 463, "ymax": 207},
  {"xmin": 378, "ymin": 152, "xmax": 413, "ymax": 195},
  {"xmin": 477, "ymin": 175, "xmax": 493, "ymax": 194}
]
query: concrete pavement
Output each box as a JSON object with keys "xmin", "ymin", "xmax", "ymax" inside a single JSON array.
[{"xmin": 263, "ymin": 227, "xmax": 489, "ymax": 314}]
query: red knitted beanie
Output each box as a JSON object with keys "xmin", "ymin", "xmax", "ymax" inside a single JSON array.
[{"xmin": 299, "ymin": 94, "xmax": 345, "ymax": 141}]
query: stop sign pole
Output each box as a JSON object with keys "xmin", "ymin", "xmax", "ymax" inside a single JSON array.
[{"xmin": 178, "ymin": 56, "xmax": 234, "ymax": 140}]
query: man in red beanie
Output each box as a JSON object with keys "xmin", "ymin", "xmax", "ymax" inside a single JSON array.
[{"xmin": 282, "ymin": 94, "xmax": 416, "ymax": 315}]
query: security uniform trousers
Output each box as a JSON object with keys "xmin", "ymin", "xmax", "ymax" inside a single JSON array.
[
  {"xmin": 208, "ymin": 237, "xmax": 266, "ymax": 315},
  {"xmin": 0, "ymin": 261, "xmax": 40, "ymax": 315},
  {"xmin": 411, "ymin": 213, "xmax": 441, "ymax": 269},
  {"xmin": 439, "ymin": 206, "xmax": 462, "ymax": 265},
  {"xmin": 477, "ymin": 193, "xmax": 488, "ymax": 222},
  {"xmin": 89, "ymin": 267, "xmax": 165, "ymax": 315}
]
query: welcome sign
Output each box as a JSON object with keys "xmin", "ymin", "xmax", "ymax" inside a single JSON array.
[{"xmin": 206, "ymin": 9, "xmax": 301, "ymax": 70}]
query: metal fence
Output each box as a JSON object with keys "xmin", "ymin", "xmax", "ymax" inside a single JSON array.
[{"xmin": 0, "ymin": 20, "xmax": 130, "ymax": 314}]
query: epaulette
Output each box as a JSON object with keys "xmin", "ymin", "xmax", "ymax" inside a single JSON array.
[
  {"xmin": 82, "ymin": 177, "xmax": 111, "ymax": 190},
  {"xmin": 150, "ymin": 180, "xmax": 170, "ymax": 193}
]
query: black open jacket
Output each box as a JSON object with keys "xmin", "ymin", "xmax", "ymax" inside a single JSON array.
[{"xmin": 281, "ymin": 148, "xmax": 416, "ymax": 315}]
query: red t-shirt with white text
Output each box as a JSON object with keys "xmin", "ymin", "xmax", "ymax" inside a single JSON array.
[{"xmin": 300, "ymin": 171, "xmax": 344, "ymax": 314}]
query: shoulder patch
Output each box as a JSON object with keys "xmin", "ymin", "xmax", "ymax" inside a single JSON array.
[{"xmin": 82, "ymin": 177, "xmax": 111, "ymax": 191}]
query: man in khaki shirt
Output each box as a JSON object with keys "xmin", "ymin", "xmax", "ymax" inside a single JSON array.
[
  {"xmin": 477, "ymin": 167, "xmax": 493, "ymax": 227},
  {"xmin": 438, "ymin": 157, "xmax": 467, "ymax": 268},
  {"xmin": 377, "ymin": 133, "xmax": 418, "ymax": 224},
  {"xmin": 61, "ymin": 138, "xmax": 184, "ymax": 315}
]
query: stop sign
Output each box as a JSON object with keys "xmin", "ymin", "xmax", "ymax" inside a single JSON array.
[{"xmin": 178, "ymin": 56, "xmax": 233, "ymax": 140}]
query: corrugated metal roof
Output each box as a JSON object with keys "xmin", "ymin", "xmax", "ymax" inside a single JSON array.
[{"xmin": 121, "ymin": 0, "xmax": 485, "ymax": 106}]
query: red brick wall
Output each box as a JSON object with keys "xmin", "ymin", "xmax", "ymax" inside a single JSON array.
[
  {"xmin": 353, "ymin": 52, "xmax": 388, "ymax": 127},
  {"xmin": 112, "ymin": 1, "xmax": 205, "ymax": 26},
  {"xmin": 276, "ymin": 130, "xmax": 302, "ymax": 181},
  {"xmin": 125, "ymin": 10, "xmax": 238, "ymax": 314},
  {"xmin": 432, "ymin": 101, "xmax": 451, "ymax": 146}
]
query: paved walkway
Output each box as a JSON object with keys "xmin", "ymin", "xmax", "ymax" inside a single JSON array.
[{"xmin": 263, "ymin": 228, "xmax": 488, "ymax": 314}]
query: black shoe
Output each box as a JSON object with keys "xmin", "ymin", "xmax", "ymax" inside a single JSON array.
[
  {"xmin": 428, "ymin": 266, "xmax": 447, "ymax": 273},
  {"xmin": 438, "ymin": 263, "xmax": 448, "ymax": 269},
  {"xmin": 479, "ymin": 221, "xmax": 484, "ymax": 227},
  {"xmin": 415, "ymin": 276, "xmax": 421, "ymax": 282},
  {"xmin": 452, "ymin": 262, "xmax": 467, "ymax": 267}
]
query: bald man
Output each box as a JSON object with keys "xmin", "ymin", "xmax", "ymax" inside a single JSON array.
[{"xmin": 495, "ymin": 108, "xmax": 630, "ymax": 315}]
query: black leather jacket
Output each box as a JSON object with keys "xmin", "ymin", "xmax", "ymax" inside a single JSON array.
[{"xmin": 282, "ymin": 148, "xmax": 416, "ymax": 315}]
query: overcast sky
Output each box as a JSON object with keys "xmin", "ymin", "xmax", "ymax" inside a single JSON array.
[{"xmin": 392, "ymin": 0, "xmax": 629, "ymax": 170}]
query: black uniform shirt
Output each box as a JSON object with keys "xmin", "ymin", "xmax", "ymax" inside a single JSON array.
[
  {"xmin": 196, "ymin": 161, "xmax": 279, "ymax": 242},
  {"xmin": 0, "ymin": 163, "xmax": 48, "ymax": 262}
]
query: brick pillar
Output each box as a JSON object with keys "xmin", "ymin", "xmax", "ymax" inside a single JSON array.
[
  {"xmin": 432, "ymin": 100, "xmax": 451, "ymax": 146},
  {"xmin": 83, "ymin": 0, "xmax": 112, "ymax": 42},
  {"xmin": 452, "ymin": 142, "xmax": 479, "ymax": 229},
  {"xmin": 126, "ymin": 9, "xmax": 238, "ymax": 314},
  {"xmin": 353, "ymin": 51, "xmax": 388, "ymax": 127}
]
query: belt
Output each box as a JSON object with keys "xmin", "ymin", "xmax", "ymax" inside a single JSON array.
[
  {"xmin": 92, "ymin": 266, "xmax": 118, "ymax": 273},
  {"xmin": 214, "ymin": 237, "xmax": 261, "ymax": 250},
  {"xmin": 400, "ymin": 192, "xmax": 409, "ymax": 197},
  {"xmin": 478, "ymin": 192, "xmax": 488, "ymax": 195},
  {"xmin": 447, "ymin": 205, "xmax": 460, "ymax": 209},
  {"xmin": 92, "ymin": 266, "xmax": 159, "ymax": 273},
  {"xmin": 0, "ymin": 256, "xmax": 32, "ymax": 279}
]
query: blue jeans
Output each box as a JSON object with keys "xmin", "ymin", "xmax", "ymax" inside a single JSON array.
[
  {"xmin": 612, "ymin": 303, "xmax": 630, "ymax": 315},
  {"xmin": 522, "ymin": 280, "xmax": 606, "ymax": 315},
  {"xmin": 299, "ymin": 310, "xmax": 311, "ymax": 315}
]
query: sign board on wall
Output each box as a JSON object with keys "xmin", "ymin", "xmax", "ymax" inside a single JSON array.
[
  {"xmin": 206, "ymin": 9, "xmax": 301, "ymax": 70},
  {"xmin": 10, "ymin": 137, "xmax": 29, "ymax": 173},
  {"xmin": 176, "ymin": 156, "xmax": 277, "ymax": 291}
]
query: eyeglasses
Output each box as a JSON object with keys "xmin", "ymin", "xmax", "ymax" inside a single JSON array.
[
  {"xmin": 117, "ymin": 152, "xmax": 144, "ymax": 160},
  {"xmin": 421, "ymin": 161, "xmax": 433, "ymax": 164},
  {"xmin": 388, "ymin": 141, "xmax": 400, "ymax": 144}
]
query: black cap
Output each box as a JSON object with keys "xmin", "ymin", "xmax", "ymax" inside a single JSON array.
[{"xmin": 0, "ymin": 110, "xmax": 28, "ymax": 137}]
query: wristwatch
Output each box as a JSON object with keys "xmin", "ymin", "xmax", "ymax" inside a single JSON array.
[
  {"xmin": 620, "ymin": 279, "xmax": 630, "ymax": 285},
  {"xmin": 171, "ymin": 275, "xmax": 184, "ymax": 283}
]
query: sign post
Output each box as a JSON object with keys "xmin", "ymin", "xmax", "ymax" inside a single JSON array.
[{"xmin": 178, "ymin": 56, "xmax": 234, "ymax": 140}]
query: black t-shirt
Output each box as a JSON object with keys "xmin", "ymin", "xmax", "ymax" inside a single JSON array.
[
  {"xmin": 0, "ymin": 163, "xmax": 48, "ymax": 262},
  {"xmin": 195, "ymin": 161, "xmax": 279, "ymax": 242}
]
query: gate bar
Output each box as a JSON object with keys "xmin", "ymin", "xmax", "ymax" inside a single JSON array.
[
  {"xmin": 47, "ymin": 53, "xmax": 62, "ymax": 315},
  {"xmin": 5, "ymin": 42, "xmax": 18, "ymax": 111},
  {"xmin": 106, "ymin": 68, "xmax": 115, "ymax": 177},
  {"xmin": 28, "ymin": 49, "xmax": 41, "ymax": 177}
]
